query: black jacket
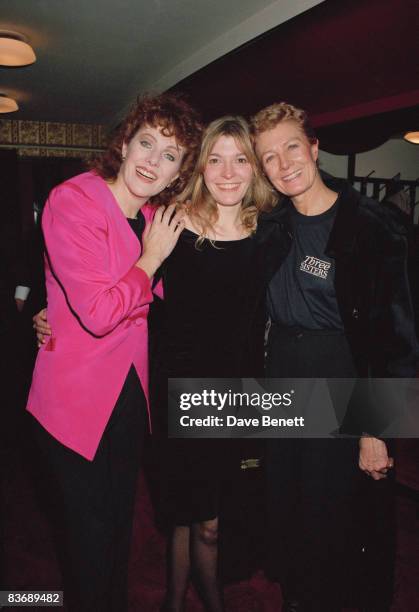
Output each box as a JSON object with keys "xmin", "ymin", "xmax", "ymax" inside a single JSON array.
[{"xmin": 256, "ymin": 174, "xmax": 418, "ymax": 379}]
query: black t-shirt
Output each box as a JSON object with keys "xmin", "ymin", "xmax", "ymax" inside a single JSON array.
[{"xmin": 267, "ymin": 197, "xmax": 343, "ymax": 330}]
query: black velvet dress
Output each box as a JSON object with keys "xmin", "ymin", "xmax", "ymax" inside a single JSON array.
[{"xmin": 158, "ymin": 228, "xmax": 269, "ymax": 525}]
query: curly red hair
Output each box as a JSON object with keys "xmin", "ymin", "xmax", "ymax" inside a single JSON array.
[{"xmin": 90, "ymin": 92, "xmax": 203, "ymax": 205}]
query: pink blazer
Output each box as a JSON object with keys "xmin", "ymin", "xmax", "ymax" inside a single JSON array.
[{"xmin": 27, "ymin": 172, "xmax": 159, "ymax": 460}]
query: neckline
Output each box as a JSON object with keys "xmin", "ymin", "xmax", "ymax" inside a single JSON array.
[
  {"xmin": 98, "ymin": 173, "xmax": 146, "ymax": 222},
  {"xmin": 182, "ymin": 227, "xmax": 252, "ymax": 244},
  {"xmin": 126, "ymin": 212, "xmax": 144, "ymax": 222},
  {"xmin": 289, "ymin": 194, "xmax": 340, "ymax": 225}
]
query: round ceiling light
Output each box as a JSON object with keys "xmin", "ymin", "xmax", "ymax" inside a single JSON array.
[
  {"xmin": 0, "ymin": 94, "xmax": 19, "ymax": 113},
  {"xmin": 0, "ymin": 31, "xmax": 36, "ymax": 66},
  {"xmin": 404, "ymin": 132, "xmax": 419, "ymax": 144}
]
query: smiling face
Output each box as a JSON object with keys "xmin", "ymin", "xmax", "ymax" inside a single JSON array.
[
  {"xmin": 254, "ymin": 119, "xmax": 319, "ymax": 200},
  {"xmin": 203, "ymin": 134, "xmax": 253, "ymax": 208},
  {"xmin": 115, "ymin": 125, "xmax": 184, "ymax": 204}
]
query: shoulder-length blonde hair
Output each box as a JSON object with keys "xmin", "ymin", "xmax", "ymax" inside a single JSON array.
[{"xmin": 177, "ymin": 115, "xmax": 276, "ymax": 244}]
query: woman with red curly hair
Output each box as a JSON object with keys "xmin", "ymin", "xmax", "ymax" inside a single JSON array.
[{"xmin": 26, "ymin": 93, "xmax": 202, "ymax": 612}]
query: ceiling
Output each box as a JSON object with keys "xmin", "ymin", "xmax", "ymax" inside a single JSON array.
[
  {"xmin": 0, "ymin": 0, "xmax": 321, "ymax": 124},
  {"xmin": 0, "ymin": 0, "xmax": 417, "ymax": 155},
  {"xmin": 171, "ymin": 0, "xmax": 419, "ymax": 153}
]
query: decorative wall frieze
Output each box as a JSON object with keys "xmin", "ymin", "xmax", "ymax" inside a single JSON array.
[{"xmin": 0, "ymin": 119, "xmax": 108, "ymax": 158}]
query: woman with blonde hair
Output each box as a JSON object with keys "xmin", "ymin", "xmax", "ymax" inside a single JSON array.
[
  {"xmin": 159, "ymin": 115, "xmax": 276, "ymax": 612},
  {"xmin": 250, "ymin": 101, "xmax": 417, "ymax": 612}
]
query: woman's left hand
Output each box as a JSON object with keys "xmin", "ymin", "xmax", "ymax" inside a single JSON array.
[
  {"xmin": 33, "ymin": 308, "xmax": 52, "ymax": 347},
  {"xmin": 359, "ymin": 437, "xmax": 394, "ymax": 480},
  {"xmin": 136, "ymin": 203, "xmax": 185, "ymax": 278}
]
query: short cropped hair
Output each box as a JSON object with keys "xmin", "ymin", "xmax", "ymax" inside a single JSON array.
[
  {"xmin": 250, "ymin": 101, "xmax": 317, "ymax": 143},
  {"xmin": 90, "ymin": 93, "xmax": 203, "ymax": 205}
]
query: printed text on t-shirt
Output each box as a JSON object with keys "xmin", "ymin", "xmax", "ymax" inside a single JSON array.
[{"xmin": 300, "ymin": 255, "xmax": 331, "ymax": 279}]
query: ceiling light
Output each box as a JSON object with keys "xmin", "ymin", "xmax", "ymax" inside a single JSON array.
[
  {"xmin": 0, "ymin": 31, "xmax": 36, "ymax": 66},
  {"xmin": 0, "ymin": 94, "xmax": 19, "ymax": 113},
  {"xmin": 404, "ymin": 132, "xmax": 419, "ymax": 144}
]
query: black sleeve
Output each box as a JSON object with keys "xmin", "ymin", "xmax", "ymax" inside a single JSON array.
[{"xmin": 371, "ymin": 217, "xmax": 419, "ymax": 378}]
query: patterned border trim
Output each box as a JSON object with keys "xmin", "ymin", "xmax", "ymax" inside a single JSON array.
[{"xmin": 0, "ymin": 119, "xmax": 108, "ymax": 158}]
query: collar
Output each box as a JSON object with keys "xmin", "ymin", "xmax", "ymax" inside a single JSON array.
[
  {"xmin": 323, "ymin": 174, "xmax": 360, "ymax": 258},
  {"xmin": 259, "ymin": 172, "xmax": 361, "ymax": 257}
]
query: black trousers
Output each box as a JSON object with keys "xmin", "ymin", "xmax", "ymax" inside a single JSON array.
[
  {"xmin": 32, "ymin": 366, "xmax": 147, "ymax": 612},
  {"xmin": 265, "ymin": 326, "xmax": 387, "ymax": 611}
]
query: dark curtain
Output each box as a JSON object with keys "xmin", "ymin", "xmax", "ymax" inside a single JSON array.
[
  {"xmin": 1, "ymin": 155, "xmax": 86, "ymax": 438},
  {"xmin": 19, "ymin": 157, "xmax": 86, "ymax": 235}
]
